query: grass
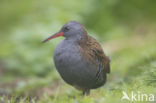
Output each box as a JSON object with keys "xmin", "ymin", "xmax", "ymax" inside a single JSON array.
[{"xmin": 0, "ymin": 34, "xmax": 156, "ymax": 103}]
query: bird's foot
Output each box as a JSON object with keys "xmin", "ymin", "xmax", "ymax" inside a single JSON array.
[{"xmin": 82, "ymin": 89, "xmax": 90, "ymax": 96}]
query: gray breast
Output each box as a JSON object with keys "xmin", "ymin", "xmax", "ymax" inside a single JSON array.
[{"xmin": 53, "ymin": 40, "xmax": 99, "ymax": 88}]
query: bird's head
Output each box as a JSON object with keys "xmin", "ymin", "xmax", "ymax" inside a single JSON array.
[{"xmin": 43, "ymin": 21, "xmax": 87, "ymax": 43}]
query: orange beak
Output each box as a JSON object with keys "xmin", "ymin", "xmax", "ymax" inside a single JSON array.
[{"xmin": 42, "ymin": 32, "xmax": 63, "ymax": 43}]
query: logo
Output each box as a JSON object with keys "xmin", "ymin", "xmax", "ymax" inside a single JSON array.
[{"xmin": 121, "ymin": 91, "xmax": 155, "ymax": 101}]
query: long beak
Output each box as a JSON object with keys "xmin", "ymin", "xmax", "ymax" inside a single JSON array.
[{"xmin": 42, "ymin": 32, "xmax": 63, "ymax": 43}]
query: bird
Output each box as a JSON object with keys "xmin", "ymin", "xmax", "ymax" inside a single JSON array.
[{"xmin": 43, "ymin": 21, "xmax": 110, "ymax": 95}]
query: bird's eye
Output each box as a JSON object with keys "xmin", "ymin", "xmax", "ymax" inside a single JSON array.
[{"xmin": 64, "ymin": 27, "xmax": 70, "ymax": 31}]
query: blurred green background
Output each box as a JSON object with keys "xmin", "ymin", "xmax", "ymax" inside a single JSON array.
[{"xmin": 0, "ymin": 0, "xmax": 156, "ymax": 103}]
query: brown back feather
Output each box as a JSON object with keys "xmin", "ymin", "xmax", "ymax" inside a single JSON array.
[{"xmin": 78, "ymin": 34, "xmax": 110, "ymax": 74}]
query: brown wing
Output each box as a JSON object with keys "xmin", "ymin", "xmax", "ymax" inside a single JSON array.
[{"xmin": 79, "ymin": 35, "xmax": 110, "ymax": 74}]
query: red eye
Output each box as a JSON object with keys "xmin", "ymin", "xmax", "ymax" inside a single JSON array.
[{"xmin": 65, "ymin": 27, "xmax": 70, "ymax": 31}]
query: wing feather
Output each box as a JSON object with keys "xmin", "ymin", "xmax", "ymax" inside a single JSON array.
[{"xmin": 79, "ymin": 35, "xmax": 110, "ymax": 74}]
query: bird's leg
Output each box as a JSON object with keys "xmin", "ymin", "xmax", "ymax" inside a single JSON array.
[{"xmin": 82, "ymin": 89, "xmax": 90, "ymax": 96}]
